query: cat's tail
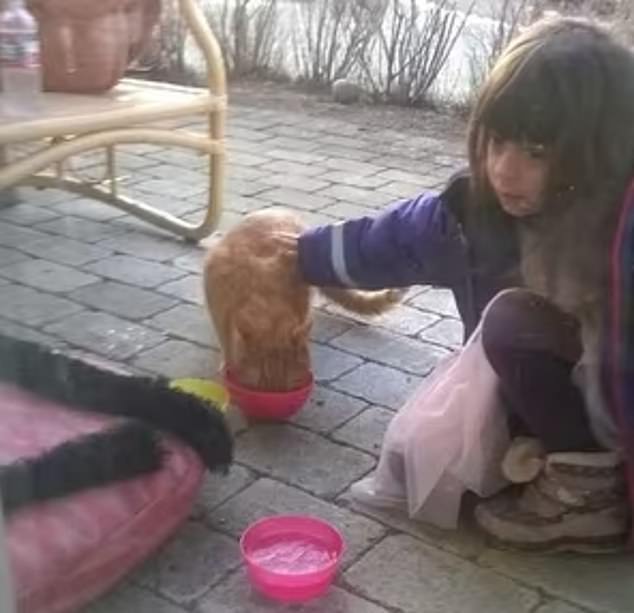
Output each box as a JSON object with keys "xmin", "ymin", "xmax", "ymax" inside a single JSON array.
[{"xmin": 319, "ymin": 286, "xmax": 403, "ymax": 316}]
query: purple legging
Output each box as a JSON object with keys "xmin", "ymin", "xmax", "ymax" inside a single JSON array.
[{"xmin": 481, "ymin": 289, "xmax": 601, "ymax": 452}]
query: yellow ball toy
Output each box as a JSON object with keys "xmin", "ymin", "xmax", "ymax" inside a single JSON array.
[{"xmin": 169, "ymin": 378, "xmax": 229, "ymax": 413}]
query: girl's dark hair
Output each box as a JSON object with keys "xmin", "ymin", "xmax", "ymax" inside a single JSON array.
[{"xmin": 468, "ymin": 17, "xmax": 634, "ymax": 208}]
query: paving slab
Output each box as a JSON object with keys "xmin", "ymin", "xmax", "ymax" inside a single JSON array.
[
  {"xmin": 310, "ymin": 310, "xmax": 354, "ymax": 343},
  {"xmin": 44, "ymin": 311, "xmax": 165, "ymax": 360},
  {"xmin": 311, "ymin": 343, "xmax": 363, "ymax": 382},
  {"xmin": 478, "ymin": 548, "xmax": 634, "ymax": 613},
  {"xmin": 147, "ymin": 303, "xmax": 218, "ymax": 347},
  {"xmin": 534, "ymin": 602, "xmax": 589, "ymax": 613},
  {"xmin": 0, "ymin": 258, "xmax": 99, "ymax": 293},
  {"xmin": 235, "ymin": 425, "xmax": 375, "ymax": 498},
  {"xmin": 197, "ymin": 572, "xmax": 390, "ymax": 613},
  {"xmin": 0, "ymin": 283, "xmax": 83, "ymax": 326},
  {"xmin": 69, "ymin": 281, "xmax": 178, "ymax": 321},
  {"xmin": 84, "ymin": 584, "xmax": 188, "ymax": 613},
  {"xmin": 192, "ymin": 464, "xmax": 257, "ymax": 521},
  {"xmin": 83, "ymin": 254, "xmax": 186, "ymax": 288},
  {"xmin": 332, "ymin": 362, "xmax": 424, "ymax": 409},
  {"xmin": 331, "ymin": 405, "xmax": 394, "ymax": 456},
  {"xmin": 419, "ymin": 317, "xmax": 464, "ymax": 348},
  {"xmin": 17, "ymin": 235, "xmax": 112, "ymax": 267},
  {"xmin": 133, "ymin": 521, "xmax": 241, "ymax": 606},
  {"xmin": 132, "ymin": 339, "xmax": 220, "ymax": 378},
  {"xmin": 35, "ymin": 216, "xmax": 129, "ymax": 243},
  {"xmin": 0, "ymin": 202, "xmax": 60, "ymax": 225},
  {"xmin": 331, "ymin": 327, "xmax": 450, "ymax": 376},
  {"xmin": 408, "ymin": 288, "xmax": 460, "ymax": 318},
  {"xmin": 291, "ymin": 385, "xmax": 367, "ymax": 434},
  {"xmin": 97, "ymin": 231, "xmax": 191, "ymax": 262},
  {"xmin": 344, "ymin": 534, "xmax": 539, "ymax": 613}
]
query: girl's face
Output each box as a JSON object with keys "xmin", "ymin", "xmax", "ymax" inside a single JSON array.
[{"xmin": 485, "ymin": 134, "xmax": 549, "ymax": 217}]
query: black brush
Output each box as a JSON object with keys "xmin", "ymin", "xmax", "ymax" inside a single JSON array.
[
  {"xmin": 0, "ymin": 333, "xmax": 233, "ymax": 472},
  {"xmin": 0, "ymin": 421, "xmax": 163, "ymax": 515}
]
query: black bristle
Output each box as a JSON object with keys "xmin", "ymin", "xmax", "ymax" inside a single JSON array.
[
  {"xmin": 0, "ymin": 332, "xmax": 233, "ymax": 472},
  {"xmin": 0, "ymin": 422, "xmax": 163, "ymax": 515}
]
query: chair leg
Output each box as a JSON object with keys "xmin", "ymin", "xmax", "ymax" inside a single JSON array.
[{"xmin": 0, "ymin": 147, "xmax": 20, "ymax": 208}]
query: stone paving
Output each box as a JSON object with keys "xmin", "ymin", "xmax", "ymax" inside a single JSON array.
[{"xmin": 2, "ymin": 85, "xmax": 633, "ymax": 613}]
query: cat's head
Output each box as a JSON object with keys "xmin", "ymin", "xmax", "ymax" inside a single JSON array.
[{"xmin": 228, "ymin": 306, "xmax": 312, "ymax": 392}]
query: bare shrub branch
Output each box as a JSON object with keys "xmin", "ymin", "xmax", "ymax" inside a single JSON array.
[
  {"xmin": 136, "ymin": 0, "xmax": 189, "ymax": 83},
  {"xmin": 462, "ymin": 0, "xmax": 532, "ymax": 104},
  {"xmin": 357, "ymin": 0, "xmax": 473, "ymax": 106},
  {"xmin": 292, "ymin": 0, "xmax": 380, "ymax": 85},
  {"xmin": 206, "ymin": 0, "xmax": 282, "ymax": 78},
  {"xmin": 608, "ymin": 0, "xmax": 634, "ymax": 44}
]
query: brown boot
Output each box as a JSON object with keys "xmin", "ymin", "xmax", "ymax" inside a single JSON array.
[{"xmin": 475, "ymin": 450, "xmax": 629, "ymax": 553}]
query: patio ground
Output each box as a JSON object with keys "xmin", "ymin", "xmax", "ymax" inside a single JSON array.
[{"xmin": 1, "ymin": 82, "xmax": 632, "ymax": 613}]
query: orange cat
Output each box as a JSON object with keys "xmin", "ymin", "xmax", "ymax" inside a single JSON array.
[{"xmin": 203, "ymin": 208, "xmax": 400, "ymax": 391}]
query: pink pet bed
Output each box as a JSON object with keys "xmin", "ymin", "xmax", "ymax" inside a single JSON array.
[{"xmin": 0, "ymin": 334, "xmax": 232, "ymax": 613}]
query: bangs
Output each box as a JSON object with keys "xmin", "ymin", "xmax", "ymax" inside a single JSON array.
[
  {"xmin": 480, "ymin": 53, "xmax": 564, "ymax": 146},
  {"xmin": 469, "ymin": 17, "xmax": 634, "ymax": 207}
]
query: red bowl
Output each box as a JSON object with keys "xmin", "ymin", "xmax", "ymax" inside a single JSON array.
[
  {"xmin": 240, "ymin": 515, "xmax": 344, "ymax": 603},
  {"xmin": 223, "ymin": 369, "xmax": 314, "ymax": 421}
]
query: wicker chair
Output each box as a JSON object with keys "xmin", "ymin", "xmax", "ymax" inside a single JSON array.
[{"xmin": 0, "ymin": 0, "xmax": 226, "ymax": 241}]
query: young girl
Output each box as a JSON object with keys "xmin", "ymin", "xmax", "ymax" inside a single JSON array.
[{"xmin": 278, "ymin": 17, "xmax": 634, "ymax": 551}]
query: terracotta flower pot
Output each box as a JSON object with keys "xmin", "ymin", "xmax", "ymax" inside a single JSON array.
[{"xmin": 26, "ymin": 0, "xmax": 160, "ymax": 93}]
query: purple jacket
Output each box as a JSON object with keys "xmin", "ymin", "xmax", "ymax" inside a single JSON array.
[{"xmin": 298, "ymin": 171, "xmax": 520, "ymax": 339}]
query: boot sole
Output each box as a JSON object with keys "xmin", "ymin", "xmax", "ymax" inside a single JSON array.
[{"xmin": 485, "ymin": 533, "xmax": 627, "ymax": 555}]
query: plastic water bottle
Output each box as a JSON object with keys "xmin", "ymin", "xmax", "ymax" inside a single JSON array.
[{"xmin": 0, "ymin": 0, "xmax": 41, "ymax": 115}]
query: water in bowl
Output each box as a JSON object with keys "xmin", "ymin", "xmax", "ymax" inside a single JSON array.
[{"xmin": 250, "ymin": 535, "xmax": 336, "ymax": 575}]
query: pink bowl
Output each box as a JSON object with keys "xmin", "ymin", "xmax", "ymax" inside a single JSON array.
[
  {"xmin": 240, "ymin": 515, "xmax": 344, "ymax": 603},
  {"xmin": 223, "ymin": 369, "xmax": 314, "ymax": 421}
]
